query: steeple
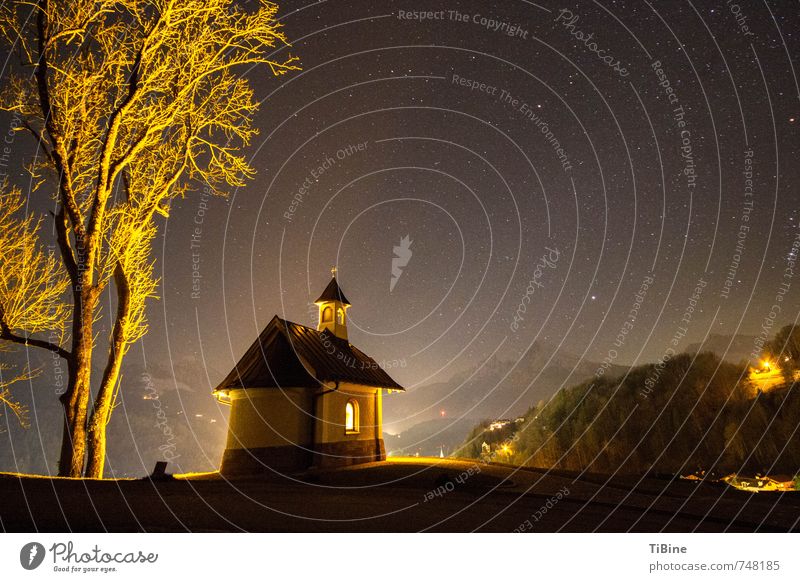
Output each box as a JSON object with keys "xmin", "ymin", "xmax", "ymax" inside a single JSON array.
[{"xmin": 315, "ymin": 267, "xmax": 350, "ymax": 340}]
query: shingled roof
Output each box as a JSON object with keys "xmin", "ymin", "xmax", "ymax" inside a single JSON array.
[
  {"xmin": 314, "ymin": 277, "xmax": 351, "ymax": 305},
  {"xmin": 213, "ymin": 316, "xmax": 403, "ymax": 395}
]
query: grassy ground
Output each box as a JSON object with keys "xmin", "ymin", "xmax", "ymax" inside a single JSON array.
[{"xmin": 1, "ymin": 458, "xmax": 798, "ymax": 532}]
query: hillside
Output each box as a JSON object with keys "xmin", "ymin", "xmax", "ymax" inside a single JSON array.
[{"xmin": 458, "ymin": 352, "xmax": 800, "ymax": 476}]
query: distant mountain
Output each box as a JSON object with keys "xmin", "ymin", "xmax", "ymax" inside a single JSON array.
[
  {"xmin": 384, "ymin": 341, "xmax": 628, "ymax": 433},
  {"xmin": 685, "ymin": 333, "xmax": 758, "ymax": 364},
  {"xmin": 383, "ymin": 417, "xmax": 479, "ymax": 457}
]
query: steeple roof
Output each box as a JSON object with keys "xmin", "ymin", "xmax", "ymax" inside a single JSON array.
[{"xmin": 315, "ymin": 276, "xmax": 351, "ymax": 305}]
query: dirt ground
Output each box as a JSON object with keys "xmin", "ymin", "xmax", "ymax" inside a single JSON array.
[{"xmin": 1, "ymin": 458, "xmax": 798, "ymax": 532}]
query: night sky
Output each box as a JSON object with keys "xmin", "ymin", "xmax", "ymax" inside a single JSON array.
[
  {"xmin": 162, "ymin": 0, "xmax": 799, "ymax": 381},
  {"xmin": 4, "ymin": 0, "xmax": 800, "ymax": 454}
]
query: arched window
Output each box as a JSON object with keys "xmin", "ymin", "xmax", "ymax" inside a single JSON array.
[
  {"xmin": 345, "ymin": 400, "xmax": 359, "ymax": 433},
  {"xmin": 336, "ymin": 307, "xmax": 345, "ymax": 324},
  {"xmin": 322, "ymin": 306, "xmax": 333, "ymax": 323}
]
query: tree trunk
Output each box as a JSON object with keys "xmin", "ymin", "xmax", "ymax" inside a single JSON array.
[
  {"xmin": 57, "ymin": 281, "xmax": 95, "ymax": 477},
  {"xmin": 57, "ymin": 337, "xmax": 90, "ymax": 477},
  {"xmin": 85, "ymin": 334, "xmax": 125, "ymax": 479},
  {"xmin": 86, "ymin": 266, "xmax": 130, "ymax": 479}
]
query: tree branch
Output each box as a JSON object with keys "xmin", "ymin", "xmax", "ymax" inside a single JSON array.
[
  {"xmin": 21, "ymin": 119, "xmax": 53, "ymax": 161},
  {"xmin": 51, "ymin": 205, "xmax": 77, "ymax": 283},
  {"xmin": 0, "ymin": 321, "xmax": 70, "ymax": 360},
  {"xmin": 34, "ymin": 0, "xmax": 85, "ymax": 243}
]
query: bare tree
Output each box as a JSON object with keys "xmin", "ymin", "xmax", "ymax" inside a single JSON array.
[{"xmin": 0, "ymin": 0, "xmax": 299, "ymax": 477}]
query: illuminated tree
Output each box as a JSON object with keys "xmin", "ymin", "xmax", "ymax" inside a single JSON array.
[
  {"xmin": 0, "ymin": 186, "xmax": 70, "ymax": 342},
  {"xmin": 0, "ymin": 0, "xmax": 299, "ymax": 477},
  {"xmin": 0, "ymin": 184, "xmax": 68, "ymax": 430}
]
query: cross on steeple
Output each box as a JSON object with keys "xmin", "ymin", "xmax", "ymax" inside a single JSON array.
[{"xmin": 331, "ymin": 265, "xmax": 337, "ymax": 277}]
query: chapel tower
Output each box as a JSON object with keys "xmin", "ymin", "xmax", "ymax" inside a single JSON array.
[{"xmin": 315, "ymin": 267, "xmax": 350, "ymax": 340}]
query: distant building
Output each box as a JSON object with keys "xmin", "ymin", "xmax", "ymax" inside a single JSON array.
[
  {"xmin": 213, "ymin": 272, "xmax": 404, "ymax": 475},
  {"xmin": 723, "ymin": 474, "xmax": 796, "ymax": 492},
  {"xmin": 488, "ymin": 420, "xmax": 512, "ymax": 431},
  {"xmin": 486, "ymin": 418, "xmax": 525, "ymax": 432}
]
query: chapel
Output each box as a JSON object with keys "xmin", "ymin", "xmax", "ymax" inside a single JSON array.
[{"xmin": 214, "ymin": 272, "xmax": 404, "ymax": 475}]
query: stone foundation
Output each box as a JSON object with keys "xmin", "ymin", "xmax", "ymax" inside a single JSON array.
[
  {"xmin": 220, "ymin": 445, "xmax": 313, "ymax": 476},
  {"xmin": 220, "ymin": 439, "xmax": 386, "ymax": 476},
  {"xmin": 313, "ymin": 438, "xmax": 386, "ymax": 469}
]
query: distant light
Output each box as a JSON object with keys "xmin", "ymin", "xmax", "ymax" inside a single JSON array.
[
  {"xmin": 790, "ymin": 118, "xmax": 796, "ymax": 123},
  {"xmin": 591, "ymin": 295, "xmax": 596, "ymax": 301},
  {"xmin": 440, "ymin": 409, "xmax": 446, "ymax": 417},
  {"xmin": 195, "ymin": 413, "xmax": 203, "ymax": 417}
]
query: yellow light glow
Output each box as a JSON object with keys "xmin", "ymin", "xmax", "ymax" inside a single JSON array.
[
  {"xmin": 345, "ymin": 400, "xmax": 359, "ymax": 433},
  {"xmin": 345, "ymin": 402, "xmax": 354, "ymax": 430}
]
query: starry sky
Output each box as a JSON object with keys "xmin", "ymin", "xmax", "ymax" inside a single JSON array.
[{"xmin": 5, "ymin": 0, "xmax": 800, "ymax": 415}]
